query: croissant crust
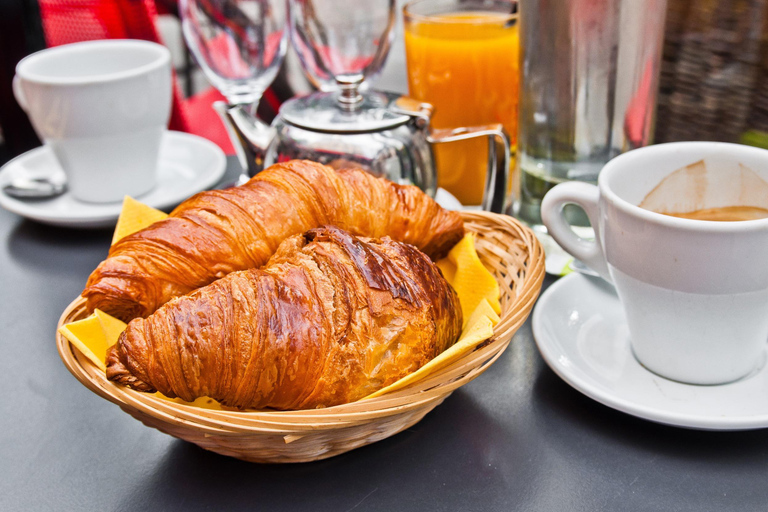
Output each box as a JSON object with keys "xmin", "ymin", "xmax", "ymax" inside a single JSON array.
[
  {"xmin": 83, "ymin": 160, "xmax": 464, "ymax": 321},
  {"xmin": 106, "ymin": 226, "xmax": 462, "ymax": 410}
]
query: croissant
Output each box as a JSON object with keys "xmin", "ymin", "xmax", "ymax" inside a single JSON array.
[
  {"xmin": 105, "ymin": 226, "xmax": 462, "ymax": 410},
  {"xmin": 83, "ymin": 160, "xmax": 463, "ymax": 322}
]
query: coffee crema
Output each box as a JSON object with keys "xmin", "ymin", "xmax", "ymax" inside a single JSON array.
[{"xmin": 656, "ymin": 205, "xmax": 768, "ymax": 222}]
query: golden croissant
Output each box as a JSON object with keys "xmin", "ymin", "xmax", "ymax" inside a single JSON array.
[
  {"xmin": 106, "ymin": 226, "xmax": 462, "ymax": 410},
  {"xmin": 83, "ymin": 160, "xmax": 464, "ymax": 322}
]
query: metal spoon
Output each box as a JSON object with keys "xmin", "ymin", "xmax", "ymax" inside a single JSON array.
[{"xmin": 3, "ymin": 172, "xmax": 67, "ymax": 199}]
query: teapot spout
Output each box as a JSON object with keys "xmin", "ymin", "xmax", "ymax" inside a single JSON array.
[{"xmin": 214, "ymin": 102, "xmax": 275, "ymax": 179}]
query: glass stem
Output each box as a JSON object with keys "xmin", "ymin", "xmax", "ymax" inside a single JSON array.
[{"xmin": 336, "ymin": 74, "xmax": 364, "ymax": 112}]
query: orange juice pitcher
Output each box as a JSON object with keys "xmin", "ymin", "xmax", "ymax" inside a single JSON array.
[{"xmin": 404, "ymin": 0, "xmax": 519, "ymax": 206}]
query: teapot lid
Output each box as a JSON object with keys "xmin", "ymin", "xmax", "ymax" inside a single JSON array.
[{"xmin": 280, "ymin": 90, "xmax": 414, "ymax": 133}]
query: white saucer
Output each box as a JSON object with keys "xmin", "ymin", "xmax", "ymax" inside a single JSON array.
[
  {"xmin": 0, "ymin": 131, "xmax": 226, "ymax": 228},
  {"xmin": 533, "ymin": 272, "xmax": 768, "ymax": 430}
]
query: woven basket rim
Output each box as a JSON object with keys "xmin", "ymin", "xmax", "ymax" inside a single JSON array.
[{"xmin": 56, "ymin": 211, "xmax": 545, "ymax": 434}]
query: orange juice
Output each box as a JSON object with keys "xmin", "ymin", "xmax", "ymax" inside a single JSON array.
[{"xmin": 404, "ymin": 10, "xmax": 519, "ymax": 205}]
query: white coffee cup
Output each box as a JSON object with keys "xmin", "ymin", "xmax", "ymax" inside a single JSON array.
[
  {"xmin": 13, "ymin": 40, "xmax": 172, "ymax": 203},
  {"xmin": 541, "ymin": 142, "xmax": 768, "ymax": 385}
]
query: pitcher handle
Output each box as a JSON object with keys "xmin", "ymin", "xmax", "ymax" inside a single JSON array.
[{"xmin": 428, "ymin": 124, "xmax": 510, "ymax": 213}]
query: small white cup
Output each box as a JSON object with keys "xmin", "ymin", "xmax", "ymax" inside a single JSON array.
[
  {"xmin": 541, "ymin": 142, "xmax": 768, "ymax": 385},
  {"xmin": 14, "ymin": 40, "xmax": 172, "ymax": 203}
]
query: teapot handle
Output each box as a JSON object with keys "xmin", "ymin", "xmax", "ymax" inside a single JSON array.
[{"xmin": 427, "ymin": 124, "xmax": 510, "ymax": 213}]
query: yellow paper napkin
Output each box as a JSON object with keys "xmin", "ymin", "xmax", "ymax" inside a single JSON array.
[
  {"xmin": 437, "ymin": 233, "xmax": 501, "ymax": 323},
  {"xmin": 111, "ymin": 196, "xmax": 168, "ymax": 245},
  {"xmin": 58, "ymin": 310, "xmax": 119, "ymax": 372}
]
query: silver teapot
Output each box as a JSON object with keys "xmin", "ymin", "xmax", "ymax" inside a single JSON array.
[{"xmin": 216, "ymin": 84, "xmax": 510, "ymax": 213}]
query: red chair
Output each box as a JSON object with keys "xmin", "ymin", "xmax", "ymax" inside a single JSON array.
[{"xmin": 36, "ymin": 0, "xmax": 243, "ymax": 154}]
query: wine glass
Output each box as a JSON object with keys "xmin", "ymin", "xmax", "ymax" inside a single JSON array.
[
  {"xmin": 180, "ymin": 0, "xmax": 288, "ymax": 179},
  {"xmin": 289, "ymin": 0, "xmax": 396, "ymax": 96},
  {"xmin": 181, "ymin": 0, "xmax": 287, "ymax": 111}
]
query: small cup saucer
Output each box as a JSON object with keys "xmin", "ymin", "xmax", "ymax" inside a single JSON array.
[
  {"xmin": 0, "ymin": 131, "xmax": 226, "ymax": 228},
  {"xmin": 533, "ymin": 272, "xmax": 768, "ymax": 430}
]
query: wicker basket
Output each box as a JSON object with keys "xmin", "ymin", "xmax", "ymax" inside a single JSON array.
[{"xmin": 56, "ymin": 211, "xmax": 545, "ymax": 463}]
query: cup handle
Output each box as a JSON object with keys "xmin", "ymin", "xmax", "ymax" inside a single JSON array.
[
  {"xmin": 428, "ymin": 124, "xmax": 510, "ymax": 214},
  {"xmin": 540, "ymin": 182, "xmax": 612, "ymax": 282},
  {"xmin": 12, "ymin": 75, "xmax": 27, "ymax": 112}
]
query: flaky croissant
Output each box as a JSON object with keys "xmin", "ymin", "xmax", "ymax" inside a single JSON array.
[
  {"xmin": 83, "ymin": 160, "xmax": 464, "ymax": 322},
  {"xmin": 105, "ymin": 226, "xmax": 462, "ymax": 410}
]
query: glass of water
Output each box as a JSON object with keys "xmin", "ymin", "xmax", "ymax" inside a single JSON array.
[
  {"xmin": 516, "ymin": 0, "xmax": 667, "ymax": 230},
  {"xmin": 180, "ymin": 0, "xmax": 288, "ymax": 113}
]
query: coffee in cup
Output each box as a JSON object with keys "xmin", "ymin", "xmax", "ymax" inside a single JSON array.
[
  {"xmin": 14, "ymin": 40, "xmax": 172, "ymax": 203},
  {"xmin": 639, "ymin": 158, "xmax": 768, "ymax": 222},
  {"xmin": 657, "ymin": 206, "xmax": 768, "ymax": 221},
  {"xmin": 541, "ymin": 142, "xmax": 768, "ymax": 385}
]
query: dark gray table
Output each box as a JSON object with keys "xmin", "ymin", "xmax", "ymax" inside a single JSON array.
[{"xmin": 2, "ymin": 159, "xmax": 767, "ymax": 512}]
